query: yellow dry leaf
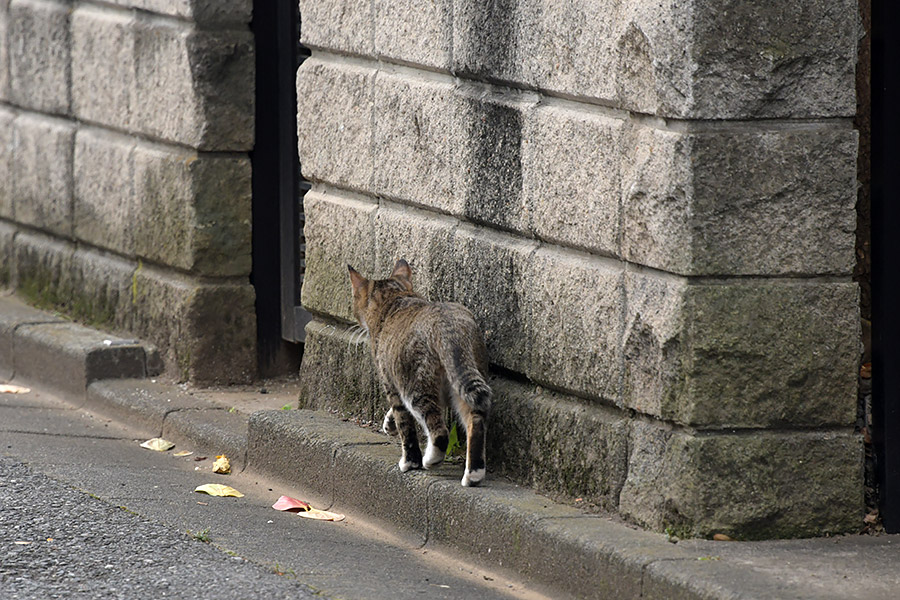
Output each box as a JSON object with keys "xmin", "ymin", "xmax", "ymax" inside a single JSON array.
[
  {"xmin": 298, "ymin": 507, "xmax": 345, "ymax": 522},
  {"xmin": 194, "ymin": 484, "xmax": 244, "ymax": 498},
  {"xmin": 140, "ymin": 438, "xmax": 175, "ymax": 452},
  {"xmin": 173, "ymin": 451, "xmax": 194, "ymax": 457},
  {"xmin": 0, "ymin": 384, "xmax": 31, "ymax": 394},
  {"xmin": 212, "ymin": 455, "xmax": 231, "ymax": 474}
]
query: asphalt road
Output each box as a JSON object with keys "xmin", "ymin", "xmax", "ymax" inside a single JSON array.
[{"xmin": 0, "ymin": 384, "xmax": 549, "ymax": 600}]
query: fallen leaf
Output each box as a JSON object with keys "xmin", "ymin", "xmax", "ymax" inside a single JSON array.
[
  {"xmin": 174, "ymin": 451, "xmax": 194, "ymax": 457},
  {"xmin": 212, "ymin": 455, "xmax": 231, "ymax": 474},
  {"xmin": 0, "ymin": 384, "xmax": 31, "ymax": 394},
  {"xmin": 712, "ymin": 533, "xmax": 734, "ymax": 542},
  {"xmin": 864, "ymin": 511, "xmax": 879, "ymax": 524},
  {"xmin": 300, "ymin": 507, "xmax": 345, "ymax": 521},
  {"xmin": 194, "ymin": 456, "xmax": 207, "ymax": 462},
  {"xmin": 271, "ymin": 495, "xmax": 344, "ymax": 521},
  {"xmin": 194, "ymin": 484, "xmax": 244, "ymax": 498},
  {"xmin": 861, "ymin": 363, "xmax": 872, "ymax": 379},
  {"xmin": 140, "ymin": 438, "xmax": 175, "ymax": 452},
  {"xmin": 272, "ymin": 495, "xmax": 311, "ymax": 512}
]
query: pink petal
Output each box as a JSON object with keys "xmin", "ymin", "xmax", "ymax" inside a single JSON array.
[{"xmin": 272, "ymin": 495, "xmax": 311, "ymax": 512}]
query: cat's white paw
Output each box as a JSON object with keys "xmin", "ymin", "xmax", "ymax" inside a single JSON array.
[
  {"xmin": 423, "ymin": 443, "xmax": 444, "ymax": 469},
  {"xmin": 461, "ymin": 468, "xmax": 485, "ymax": 487},
  {"xmin": 399, "ymin": 458, "xmax": 420, "ymax": 472}
]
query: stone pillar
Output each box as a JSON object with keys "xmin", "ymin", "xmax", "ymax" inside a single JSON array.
[
  {"xmin": 0, "ymin": 0, "xmax": 257, "ymax": 383},
  {"xmin": 296, "ymin": 0, "xmax": 862, "ymax": 538}
]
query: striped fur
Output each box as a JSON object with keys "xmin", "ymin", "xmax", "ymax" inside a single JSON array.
[{"xmin": 348, "ymin": 259, "xmax": 492, "ymax": 486}]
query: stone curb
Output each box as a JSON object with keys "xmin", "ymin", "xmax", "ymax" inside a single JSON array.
[{"xmin": 0, "ymin": 296, "xmax": 160, "ymax": 398}]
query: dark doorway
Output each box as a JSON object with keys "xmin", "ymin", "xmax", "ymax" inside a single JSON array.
[
  {"xmin": 871, "ymin": 0, "xmax": 900, "ymax": 532},
  {"xmin": 250, "ymin": 0, "xmax": 311, "ymax": 376}
]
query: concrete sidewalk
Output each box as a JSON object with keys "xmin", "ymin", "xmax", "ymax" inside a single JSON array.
[{"xmin": 1, "ymin": 294, "xmax": 896, "ymax": 600}]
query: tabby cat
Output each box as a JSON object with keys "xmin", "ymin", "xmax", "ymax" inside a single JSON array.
[{"xmin": 348, "ymin": 259, "xmax": 492, "ymax": 487}]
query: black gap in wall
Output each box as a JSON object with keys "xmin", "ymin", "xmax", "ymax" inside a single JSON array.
[
  {"xmin": 871, "ymin": 0, "xmax": 900, "ymax": 533},
  {"xmin": 250, "ymin": 0, "xmax": 304, "ymax": 377}
]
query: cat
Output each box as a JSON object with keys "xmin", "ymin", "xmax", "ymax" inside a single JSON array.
[{"xmin": 348, "ymin": 259, "xmax": 492, "ymax": 487}]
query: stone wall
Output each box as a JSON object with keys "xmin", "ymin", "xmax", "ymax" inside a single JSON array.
[
  {"xmin": 0, "ymin": 0, "xmax": 257, "ymax": 382},
  {"xmin": 296, "ymin": 0, "xmax": 863, "ymax": 538}
]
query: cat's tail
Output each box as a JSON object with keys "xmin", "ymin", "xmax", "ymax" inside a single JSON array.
[{"xmin": 442, "ymin": 346, "xmax": 492, "ymax": 416}]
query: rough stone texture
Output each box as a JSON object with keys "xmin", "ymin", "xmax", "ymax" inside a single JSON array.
[
  {"xmin": 131, "ymin": 266, "xmax": 257, "ymax": 384},
  {"xmin": 298, "ymin": 0, "xmax": 372, "ymax": 57},
  {"xmin": 297, "ymin": 58, "xmax": 374, "ymax": 192},
  {"xmin": 622, "ymin": 269, "xmax": 687, "ymax": 420},
  {"xmin": 452, "ymin": 0, "xmax": 692, "ymax": 116},
  {"xmin": 522, "ymin": 103, "xmax": 623, "ymax": 256},
  {"xmin": 446, "ymin": 223, "xmax": 536, "ymax": 375},
  {"xmin": 70, "ymin": 6, "xmax": 136, "ymax": 132},
  {"xmin": 300, "ymin": 189, "xmax": 377, "ymax": 321},
  {"xmin": 295, "ymin": 0, "xmax": 860, "ymax": 539},
  {"xmin": 489, "ymin": 379, "xmax": 629, "ymax": 509},
  {"xmin": 73, "ymin": 128, "xmax": 136, "ymax": 255},
  {"xmin": 451, "ymin": 0, "xmax": 856, "ymax": 119},
  {"xmin": 624, "ymin": 273, "xmax": 860, "ymax": 428},
  {"xmin": 619, "ymin": 125, "xmax": 693, "ymax": 273},
  {"xmin": 371, "ymin": 73, "xmax": 540, "ymax": 229},
  {"xmin": 13, "ymin": 231, "xmax": 138, "ymax": 335},
  {"xmin": 373, "ymin": 0, "xmax": 452, "ymax": 70},
  {"xmin": 371, "ymin": 70, "xmax": 462, "ymax": 214},
  {"xmin": 0, "ymin": 221, "xmax": 15, "ymax": 288},
  {"xmin": 302, "ymin": 193, "xmax": 626, "ymax": 403},
  {"xmin": 67, "ymin": 245, "xmax": 138, "ymax": 333},
  {"xmin": 0, "ymin": 1, "xmax": 9, "ymax": 101},
  {"xmin": 10, "ymin": 113, "xmax": 74, "ymax": 237},
  {"xmin": 107, "ymin": 0, "xmax": 252, "ymax": 25},
  {"xmin": 622, "ymin": 124, "xmax": 858, "ymax": 277},
  {"xmin": 523, "ymin": 247, "xmax": 623, "ymax": 402},
  {"xmin": 619, "ymin": 422, "xmax": 864, "ymax": 539},
  {"xmin": 72, "ymin": 10, "xmax": 254, "ymax": 150},
  {"xmin": 12, "ymin": 231, "xmax": 76, "ymax": 312},
  {"xmin": 688, "ymin": 0, "xmax": 858, "ymax": 119},
  {"xmin": 0, "ymin": 106, "xmax": 14, "ymax": 219},
  {"xmin": 8, "ymin": 0, "xmax": 70, "ymax": 115},
  {"xmin": 133, "ymin": 19, "xmax": 254, "ymax": 150},
  {"xmin": 688, "ymin": 127, "xmax": 858, "ymax": 276},
  {"xmin": 132, "ymin": 141, "xmax": 252, "ymax": 276},
  {"xmin": 297, "ymin": 319, "xmax": 382, "ymax": 421},
  {"xmin": 680, "ymin": 281, "xmax": 859, "ymax": 428},
  {"xmin": 456, "ymin": 85, "xmax": 537, "ymax": 233}
]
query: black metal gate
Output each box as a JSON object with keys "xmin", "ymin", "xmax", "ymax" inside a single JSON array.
[{"xmin": 251, "ymin": 0, "xmax": 311, "ymax": 375}]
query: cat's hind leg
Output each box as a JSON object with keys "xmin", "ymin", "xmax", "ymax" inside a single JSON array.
[
  {"xmin": 461, "ymin": 410, "xmax": 487, "ymax": 486},
  {"xmin": 391, "ymin": 404, "xmax": 423, "ymax": 472},
  {"xmin": 453, "ymin": 393, "xmax": 489, "ymax": 486}
]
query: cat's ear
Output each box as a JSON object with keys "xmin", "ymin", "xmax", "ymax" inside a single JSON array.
[
  {"xmin": 391, "ymin": 259, "xmax": 413, "ymax": 289},
  {"xmin": 348, "ymin": 265, "xmax": 367, "ymax": 294}
]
